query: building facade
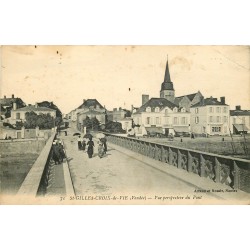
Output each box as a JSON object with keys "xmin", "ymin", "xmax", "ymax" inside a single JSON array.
[
  {"xmin": 10, "ymin": 103, "xmax": 56, "ymax": 124},
  {"xmin": 74, "ymin": 99, "xmax": 107, "ymax": 131},
  {"xmin": 133, "ymin": 97, "xmax": 190, "ymax": 136},
  {"xmin": 230, "ymin": 105, "xmax": 250, "ymax": 134},
  {"xmin": 190, "ymin": 97, "xmax": 230, "ymax": 136}
]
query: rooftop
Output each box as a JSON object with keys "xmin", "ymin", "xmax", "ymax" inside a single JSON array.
[
  {"xmin": 14, "ymin": 105, "xmax": 55, "ymax": 112},
  {"xmin": 77, "ymin": 99, "xmax": 105, "ymax": 109},
  {"xmin": 230, "ymin": 110, "xmax": 250, "ymax": 116},
  {"xmin": 191, "ymin": 97, "xmax": 228, "ymax": 108},
  {"xmin": 134, "ymin": 97, "xmax": 178, "ymax": 114}
]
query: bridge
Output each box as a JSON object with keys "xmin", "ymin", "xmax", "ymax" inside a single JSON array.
[{"xmin": 9, "ymin": 125, "xmax": 250, "ymax": 205}]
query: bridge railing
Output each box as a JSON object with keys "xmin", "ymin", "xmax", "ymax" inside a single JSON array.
[
  {"xmin": 17, "ymin": 132, "xmax": 57, "ymax": 197},
  {"xmin": 105, "ymin": 133, "xmax": 250, "ymax": 193}
]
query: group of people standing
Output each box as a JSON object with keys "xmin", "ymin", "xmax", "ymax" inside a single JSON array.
[
  {"xmin": 77, "ymin": 135, "xmax": 107, "ymax": 159},
  {"xmin": 52, "ymin": 139, "xmax": 66, "ymax": 165}
]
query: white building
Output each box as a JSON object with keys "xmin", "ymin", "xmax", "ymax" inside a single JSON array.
[
  {"xmin": 230, "ymin": 105, "xmax": 250, "ymax": 134},
  {"xmin": 10, "ymin": 103, "xmax": 56, "ymax": 124},
  {"xmin": 133, "ymin": 97, "xmax": 190, "ymax": 136},
  {"xmin": 190, "ymin": 96, "xmax": 230, "ymax": 136}
]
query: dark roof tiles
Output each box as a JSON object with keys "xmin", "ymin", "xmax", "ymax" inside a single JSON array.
[{"xmin": 134, "ymin": 98, "xmax": 178, "ymax": 114}]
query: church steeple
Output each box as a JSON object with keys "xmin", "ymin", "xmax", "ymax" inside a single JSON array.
[
  {"xmin": 164, "ymin": 60, "xmax": 171, "ymax": 83},
  {"xmin": 161, "ymin": 59, "xmax": 174, "ymax": 91},
  {"xmin": 160, "ymin": 59, "xmax": 175, "ymax": 102}
]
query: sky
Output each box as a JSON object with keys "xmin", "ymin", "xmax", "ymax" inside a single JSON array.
[{"xmin": 0, "ymin": 45, "xmax": 249, "ymax": 114}]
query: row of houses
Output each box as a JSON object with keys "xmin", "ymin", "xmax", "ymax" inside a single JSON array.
[
  {"xmin": 132, "ymin": 61, "xmax": 249, "ymax": 136},
  {"xmin": 67, "ymin": 59, "xmax": 249, "ymax": 136}
]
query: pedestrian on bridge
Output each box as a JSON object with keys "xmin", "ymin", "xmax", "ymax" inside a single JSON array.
[
  {"xmin": 100, "ymin": 137, "xmax": 107, "ymax": 154},
  {"xmin": 87, "ymin": 138, "xmax": 94, "ymax": 158},
  {"xmin": 52, "ymin": 141, "xmax": 60, "ymax": 165},
  {"xmin": 77, "ymin": 135, "xmax": 82, "ymax": 150},
  {"xmin": 82, "ymin": 139, "xmax": 86, "ymax": 152},
  {"xmin": 58, "ymin": 141, "xmax": 66, "ymax": 162}
]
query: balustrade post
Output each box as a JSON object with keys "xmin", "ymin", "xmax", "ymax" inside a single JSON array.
[
  {"xmin": 187, "ymin": 151, "xmax": 192, "ymax": 172},
  {"xmin": 233, "ymin": 161, "xmax": 239, "ymax": 189},
  {"xmin": 215, "ymin": 157, "xmax": 221, "ymax": 183},
  {"xmin": 169, "ymin": 148, "xmax": 173, "ymax": 166},
  {"xmin": 161, "ymin": 146, "xmax": 164, "ymax": 162},
  {"xmin": 177, "ymin": 150, "xmax": 182, "ymax": 168},
  {"xmin": 200, "ymin": 154, "xmax": 205, "ymax": 177}
]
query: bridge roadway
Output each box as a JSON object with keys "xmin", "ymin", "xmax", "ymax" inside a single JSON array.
[{"xmin": 58, "ymin": 128, "xmax": 250, "ymax": 204}]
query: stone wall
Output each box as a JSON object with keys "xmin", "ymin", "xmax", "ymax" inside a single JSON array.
[{"xmin": 0, "ymin": 138, "xmax": 46, "ymax": 155}]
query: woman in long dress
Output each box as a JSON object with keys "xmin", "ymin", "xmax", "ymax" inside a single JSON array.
[
  {"xmin": 87, "ymin": 138, "xmax": 94, "ymax": 158},
  {"xmin": 77, "ymin": 136, "xmax": 82, "ymax": 150}
]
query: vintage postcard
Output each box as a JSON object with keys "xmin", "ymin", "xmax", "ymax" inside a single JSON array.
[{"xmin": 0, "ymin": 45, "xmax": 249, "ymax": 205}]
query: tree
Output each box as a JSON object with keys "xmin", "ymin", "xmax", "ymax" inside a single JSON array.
[
  {"xmin": 82, "ymin": 116, "xmax": 100, "ymax": 131},
  {"xmin": 24, "ymin": 112, "xmax": 54, "ymax": 129},
  {"xmin": 37, "ymin": 101, "xmax": 63, "ymax": 126},
  {"xmin": 105, "ymin": 120, "xmax": 125, "ymax": 133},
  {"xmin": 5, "ymin": 98, "xmax": 26, "ymax": 118}
]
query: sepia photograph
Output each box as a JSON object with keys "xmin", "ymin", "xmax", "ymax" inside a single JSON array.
[{"xmin": 0, "ymin": 45, "xmax": 249, "ymax": 205}]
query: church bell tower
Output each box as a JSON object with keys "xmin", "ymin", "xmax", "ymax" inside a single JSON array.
[{"xmin": 160, "ymin": 59, "xmax": 175, "ymax": 103}]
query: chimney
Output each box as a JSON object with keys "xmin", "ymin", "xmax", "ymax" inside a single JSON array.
[
  {"xmin": 13, "ymin": 103, "xmax": 17, "ymax": 110},
  {"xmin": 142, "ymin": 94, "xmax": 149, "ymax": 105},
  {"xmin": 4, "ymin": 95, "xmax": 6, "ymax": 99},
  {"xmin": 119, "ymin": 107, "xmax": 122, "ymax": 111},
  {"xmin": 83, "ymin": 99, "xmax": 86, "ymax": 103},
  {"xmin": 220, "ymin": 97, "xmax": 225, "ymax": 105},
  {"xmin": 113, "ymin": 108, "xmax": 117, "ymax": 112},
  {"xmin": 35, "ymin": 102, "xmax": 38, "ymax": 108},
  {"xmin": 12, "ymin": 94, "xmax": 14, "ymax": 98},
  {"xmin": 236, "ymin": 105, "xmax": 241, "ymax": 111}
]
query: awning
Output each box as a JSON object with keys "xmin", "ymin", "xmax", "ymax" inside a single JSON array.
[
  {"xmin": 174, "ymin": 126, "xmax": 190, "ymax": 133},
  {"xmin": 145, "ymin": 127, "xmax": 164, "ymax": 134},
  {"xmin": 233, "ymin": 124, "xmax": 249, "ymax": 132}
]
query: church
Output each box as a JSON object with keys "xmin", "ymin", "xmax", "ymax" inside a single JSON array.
[{"xmin": 132, "ymin": 59, "xmax": 203, "ymax": 136}]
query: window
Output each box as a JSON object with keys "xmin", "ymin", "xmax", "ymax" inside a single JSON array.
[
  {"xmin": 146, "ymin": 117, "xmax": 150, "ymax": 125},
  {"xmin": 195, "ymin": 117, "xmax": 199, "ymax": 124},
  {"xmin": 173, "ymin": 107, "xmax": 178, "ymax": 113},
  {"xmin": 212, "ymin": 127, "xmax": 221, "ymax": 132},
  {"xmin": 195, "ymin": 108, "xmax": 199, "ymax": 114},
  {"xmin": 181, "ymin": 117, "xmax": 187, "ymax": 125},
  {"xmin": 16, "ymin": 112, "xmax": 20, "ymax": 119},
  {"xmin": 209, "ymin": 116, "xmax": 213, "ymax": 122},
  {"xmin": 216, "ymin": 116, "xmax": 221, "ymax": 122},
  {"xmin": 182, "ymin": 108, "xmax": 186, "ymax": 113},
  {"xmin": 174, "ymin": 117, "xmax": 178, "ymax": 125},
  {"xmin": 165, "ymin": 109, "xmax": 168, "ymax": 115},
  {"xmin": 156, "ymin": 117, "xmax": 160, "ymax": 124},
  {"xmin": 155, "ymin": 107, "xmax": 159, "ymax": 112},
  {"xmin": 223, "ymin": 107, "xmax": 227, "ymax": 113},
  {"xmin": 223, "ymin": 116, "xmax": 227, "ymax": 123},
  {"xmin": 146, "ymin": 107, "xmax": 151, "ymax": 112},
  {"xmin": 216, "ymin": 107, "xmax": 221, "ymax": 113},
  {"xmin": 242, "ymin": 117, "xmax": 246, "ymax": 124},
  {"xmin": 209, "ymin": 107, "xmax": 213, "ymax": 113}
]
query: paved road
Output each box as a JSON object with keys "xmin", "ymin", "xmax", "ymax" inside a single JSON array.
[{"xmin": 60, "ymin": 126, "xmax": 250, "ymax": 204}]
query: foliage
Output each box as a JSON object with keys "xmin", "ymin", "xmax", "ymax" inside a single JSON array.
[
  {"xmin": 24, "ymin": 112, "xmax": 54, "ymax": 129},
  {"xmin": 104, "ymin": 120, "xmax": 125, "ymax": 133},
  {"xmin": 38, "ymin": 101, "xmax": 63, "ymax": 126},
  {"xmin": 5, "ymin": 98, "xmax": 26, "ymax": 118},
  {"xmin": 82, "ymin": 116, "xmax": 100, "ymax": 130}
]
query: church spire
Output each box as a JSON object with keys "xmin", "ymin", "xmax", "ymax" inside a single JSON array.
[{"xmin": 164, "ymin": 59, "xmax": 171, "ymax": 83}]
